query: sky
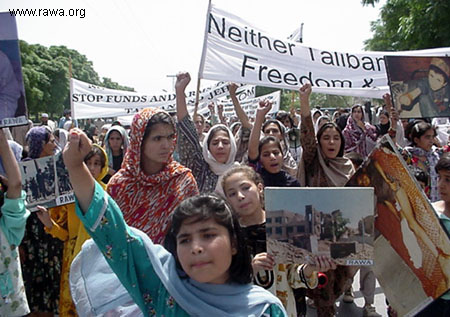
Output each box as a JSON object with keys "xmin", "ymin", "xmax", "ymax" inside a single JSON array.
[{"xmin": 0, "ymin": 0, "xmax": 386, "ymax": 93}]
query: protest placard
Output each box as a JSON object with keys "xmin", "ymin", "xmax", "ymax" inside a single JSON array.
[
  {"xmin": 0, "ymin": 12, "xmax": 28, "ymax": 127},
  {"xmin": 20, "ymin": 152, "xmax": 73, "ymax": 211},
  {"xmin": 346, "ymin": 135, "xmax": 450, "ymax": 316},
  {"xmin": 265, "ymin": 187, "xmax": 375, "ymax": 266},
  {"xmin": 385, "ymin": 56, "xmax": 450, "ymax": 118}
]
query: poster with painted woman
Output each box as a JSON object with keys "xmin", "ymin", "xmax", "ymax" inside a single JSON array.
[
  {"xmin": 385, "ymin": 56, "xmax": 450, "ymax": 119},
  {"xmin": 346, "ymin": 135, "xmax": 450, "ymax": 316},
  {"xmin": 20, "ymin": 152, "xmax": 74, "ymax": 211},
  {"xmin": 0, "ymin": 12, "xmax": 28, "ymax": 127}
]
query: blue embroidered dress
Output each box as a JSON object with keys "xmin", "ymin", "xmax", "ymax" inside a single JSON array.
[{"xmin": 75, "ymin": 182, "xmax": 286, "ymax": 317}]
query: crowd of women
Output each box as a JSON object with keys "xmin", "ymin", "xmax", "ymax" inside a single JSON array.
[{"xmin": 1, "ymin": 71, "xmax": 450, "ymax": 317}]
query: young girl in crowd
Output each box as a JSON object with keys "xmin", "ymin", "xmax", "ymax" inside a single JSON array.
[
  {"xmin": 248, "ymin": 101, "xmax": 300, "ymax": 187},
  {"xmin": 297, "ymin": 84, "xmax": 357, "ymax": 317},
  {"xmin": 107, "ymin": 108, "xmax": 199, "ymax": 243},
  {"xmin": 221, "ymin": 165, "xmax": 335, "ymax": 316},
  {"xmin": 35, "ymin": 144, "xmax": 109, "ymax": 316},
  {"xmin": 261, "ymin": 115, "xmax": 297, "ymax": 177},
  {"xmin": 343, "ymin": 104, "xmax": 377, "ymax": 157},
  {"xmin": 421, "ymin": 152, "xmax": 450, "ymax": 316},
  {"xmin": 176, "ymin": 72, "xmax": 240, "ymax": 193},
  {"xmin": 102, "ymin": 125, "xmax": 129, "ymax": 183},
  {"xmin": 0, "ymin": 129, "xmax": 30, "ymax": 316},
  {"xmin": 64, "ymin": 128, "xmax": 287, "ymax": 316},
  {"xmin": 21, "ymin": 126, "xmax": 63, "ymax": 316},
  {"xmin": 403, "ymin": 121, "xmax": 441, "ymax": 202}
]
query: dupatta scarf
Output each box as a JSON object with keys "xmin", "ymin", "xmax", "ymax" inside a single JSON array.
[{"xmin": 107, "ymin": 108, "xmax": 199, "ymax": 244}]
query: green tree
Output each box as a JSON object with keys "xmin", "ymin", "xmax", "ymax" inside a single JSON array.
[
  {"xmin": 19, "ymin": 40, "xmax": 134, "ymax": 120},
  {"xmin": 364, "ymin": 0, "xmax": 450, "ymax": 51}
]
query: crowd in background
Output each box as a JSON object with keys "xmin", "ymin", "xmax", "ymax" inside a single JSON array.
[{"xmin": 1, "ymin": 73, "xmax": 450, "ymax": 317}]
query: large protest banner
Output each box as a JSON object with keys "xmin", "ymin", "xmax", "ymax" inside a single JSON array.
[
  {"xmin": 385, "ymin": 56, "xmax": 450, "ymax": 119},
  {"xmin": 346, "ymin": 136, "xmax": 450, "ymax": 316},
  {"xmin": 265, "ymin": 187, "xmax": 375, "ymax": 266},
  {"xmin": 198, "ymin": 3, "xmax": 450, "ymax": 99},
  {"xmin": 71, "ymin": 78, "xmax": 254, "ymax": 119},
  {"xmin": 0, "ymin": 12, "xmax": 28, "ymax": 127}
]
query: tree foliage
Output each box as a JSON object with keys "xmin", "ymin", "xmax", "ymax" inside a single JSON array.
[
  {"xmin": 364, "ymin": 0, "xmax": 450, "ymax": 51},
  {"xmin": 19, "ymin": 40, "xmax": 134, "ymax": 119}
]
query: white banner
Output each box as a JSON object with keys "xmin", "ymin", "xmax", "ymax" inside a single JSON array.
[
  {"xmin": 196, "ymin": 90, "xmax": 280, "ymax": 119},
  {"xmin": 70, "ymin": 78, "xmax": 255, "ymax": 119},
  {"xmin": 198, "ymin": 4, "xmax": 450, "ymax": 98}
]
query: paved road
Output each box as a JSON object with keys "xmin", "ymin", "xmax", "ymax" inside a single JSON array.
[{"xmin": 306, "ymin": 270, "xmax": 388, "ymax": 316}]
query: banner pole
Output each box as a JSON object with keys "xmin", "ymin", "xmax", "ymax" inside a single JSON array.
[{"xmin": 193, "ymin": 77, "xmax": 201, "ymax": 118}]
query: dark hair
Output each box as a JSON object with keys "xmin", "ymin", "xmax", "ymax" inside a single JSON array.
[
  {"xmin": 436, "ymin": 153, "xmax": 450, "ymax": 173},
  {"xmin": 429, "ymin": 65, "xmax": 449, "ymax": 85},
  {"xmin": 276, "ymin": 111, "xmax": 293, "ymax": 128},
  {"xmin": 351, "ymin": 104, "xmax": 365, "ymax": 123},
  {"xmin": 164, "ymin": 194, "xmax": 253, "ymax": 284},
  {"xmin": 206, "ymin": 125, "xmax": 230, "ymax": 149},
  {"xmin": 410, "ymin": 121, "xmax": 436, "ymax": 146},
  {"xmin": 194, "ymin": 113, "xmax": 205, "ymax": 124},
  {"xmin": 262, "ymin": 119, "xmax": 284, "ymax": 135},
  {"xmin": 258, "ymin": 136, "xmax": 282, "ymax": 161},
  {"xmin": 379, "ymin": 110, "xmax": 390, "ymax": 119},
  {"xmin": 316, "ymin": 122, "xmax": 345, "ymax": 157},
  {"xmin": 142, "ymin": 112, "xmax": 176, "ymax": 141},
  {"xmin": 222, "ymin": 165, "xmax": 264, "ymax": 194},
  {"xmin": 84, "ymin": 146, "xmax": 106, "ymax": 169}
]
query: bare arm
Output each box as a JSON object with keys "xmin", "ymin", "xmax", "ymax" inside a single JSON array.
[
  {"xmin": 0, "ymin": 130, "xmax": 21, "ymax": 199},
  {"xmin": 229, "ymin": 83, "xmax": 251, "ymax": 129},
  {"xmin": 248, "ymin": 100, "xmax": 272, "ymax": 161},
  {"xmin": 299, "ymin": 83, "xmax": 312, "ymax": 117},
  {"xmin": 175, "ymin": 72, "xmax": 191, "ymax": 122},
  {"xmin": 63, "ymin": 129, "xmax": 95, "ymax": 213}
]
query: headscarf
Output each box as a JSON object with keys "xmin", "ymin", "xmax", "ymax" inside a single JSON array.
[
  {"xmin": 25, "ymin": 126, "xmax": 51, "ymax": 159},
  {"xmin": 107, "ymin": 108, "xmax": 198, "ymax": 243},
  {"xmin": 201, "ymin": 124, "xmax": 239, "ymax": 193},
  {"xmin": 55, "ymin": 128, "xmax": 68, "ymax": 151},
  {"xmin": 104, "ymin": 125, "xmax": 129, "ymax": 168},
  {"xmin": 297, "ymin": 115, "xmax": 355, "ymax": 187},
  {"xmin": 343, "ymin": 113, "xmax": 377, "ymax": 157},
  {"xmin": 314, "ymin": 115, "xmax": 331, "ymax": 134}
]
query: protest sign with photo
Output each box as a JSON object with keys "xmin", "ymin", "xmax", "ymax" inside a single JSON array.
[
  {"xmin": 264, "ymin": 187, "xmax": 375, "ymax": 266},
  {"xmin": 20, "ymin": 152, "xmax": 73, "ymax": 211},
  {"xmin": 198, "ymin": 3, "xmax": 450, "ymax": 98},
  {"xmin": 385, "ymin": 55, "xmax": 450, "ymax": 119},
  {"xmin": 346, "ymin": 135, "xmax": 450, "ymax": 316},
  {"xmin": 0, "ymin": 12, "xmax": 28, "ymax": 127}
]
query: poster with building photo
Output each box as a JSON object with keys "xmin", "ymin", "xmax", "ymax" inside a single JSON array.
[
  {"xmin": 385, "ymin": 55, "xmax": 450, "ymax": 119},
  {"xmin": 20, "ymin": 152, "xmax": 74, "ymax": 211},
  {"xmin": 346, "ymin": 135, "xmax": 450, "ymax": 316},
  {"xmin": 264, "ymin": 187, "xmax": 374, "ymax": 267},
  {"xmin": 0, "ymin": 12, "xmax": 28, "ymax": 127}
]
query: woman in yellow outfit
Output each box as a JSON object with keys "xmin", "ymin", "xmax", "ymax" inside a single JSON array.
[{"xmin": 36, "ymin": 144, "xmax": 109, "ymax": 316}]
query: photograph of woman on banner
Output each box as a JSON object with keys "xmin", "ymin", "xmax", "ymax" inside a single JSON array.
[{"xmin": 387, "ymin": 56, "xmax": 450, "ymax": 118}]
